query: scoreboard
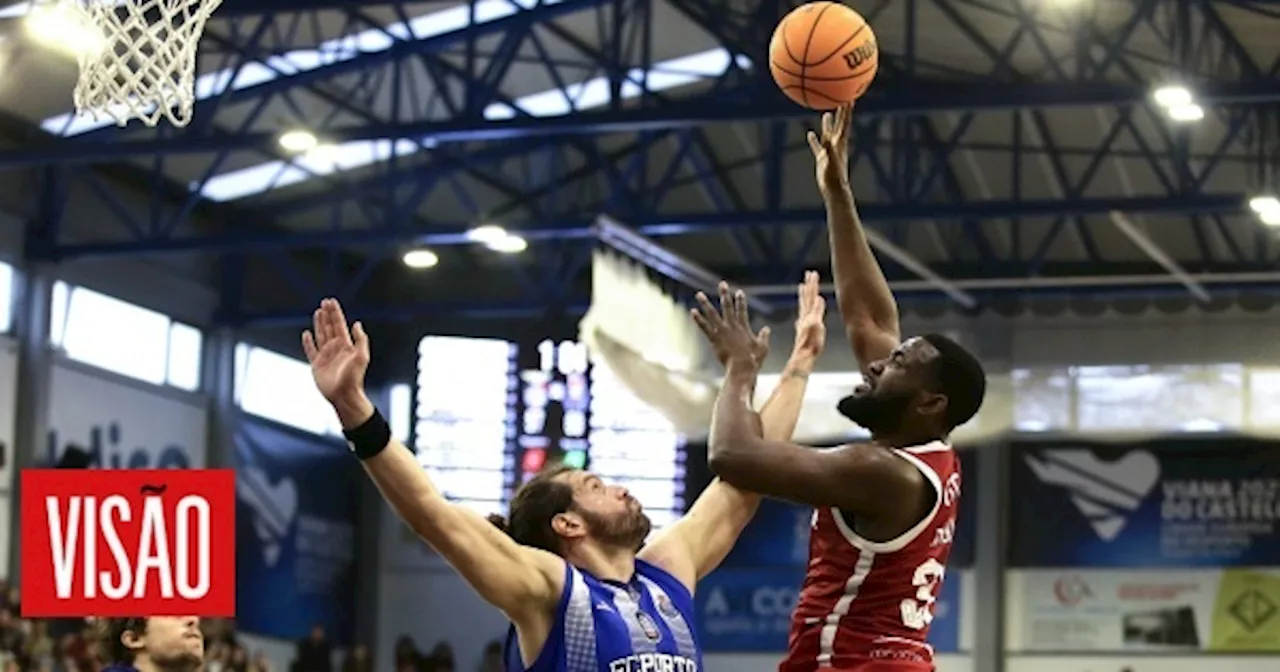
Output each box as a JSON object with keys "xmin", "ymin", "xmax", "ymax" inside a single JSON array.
[{"xmin": 415, "ymin": 335, "xmax": 686, "ymax": 527}]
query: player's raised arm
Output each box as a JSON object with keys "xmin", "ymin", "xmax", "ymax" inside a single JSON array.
[
  {"xmin": 810, "ymin": 104, "xmax": 900, "ymax": 372},
  {"xmin": 302, "ymin": 299, "xmax": 563, "ymax": 621},
  {"xmin": 640, "ymin": 273, "xmax": 826, "ymax": 588},
  {"xmin": 703, "ymin": 290, "xmax": 925, "ymax": 519}
]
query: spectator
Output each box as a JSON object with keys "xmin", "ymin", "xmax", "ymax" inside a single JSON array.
[
  {"xmin": 341, "ymin": 645, "xmax": 369, "ymax": 672},
  {"xmin": 228, "ymin": 644, "xmax": 250, "ymax": 672},
  {"xmin": 477, "ymin": 641, "xmax": 502, "ymax": 672},
  {"xmin": 249, "ymin": 651, "xmax": 273, "ymax": 672},
  {"xmin": 291, "ymin": 625, "xmax": 332, "ymax": 672},
  {"xmin": 392, "ymin": 637, "xmax": 421, "ymax": 672},
  {"xmin": 427, "ymin": 643, "xmax": 453, "ymax": 672}
]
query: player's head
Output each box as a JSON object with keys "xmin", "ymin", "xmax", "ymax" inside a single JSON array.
[
  {"xmin": 837, "ymin": 333, "xmax": 986, "ymax": 438},
  {"xmin": 488, "ymin": 464, "xmax": 651, "ymax": 556},
  {"xmin": 98, "ymin": 616, "xmax": 203, "ymax": 672}
]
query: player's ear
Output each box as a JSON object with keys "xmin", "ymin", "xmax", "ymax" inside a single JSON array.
[
  {"xmin": 551, "ymin": 511, "xmax": 587, "ymax": 540},
  {"xmin": 121, "ymin": 627, "xmax": 145, "ymax": 653},
  {"xmin": 916, "ymin": 391, "xmax": 947, "ymax": 420}
]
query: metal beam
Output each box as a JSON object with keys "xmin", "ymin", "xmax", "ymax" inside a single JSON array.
[
  {"xmin": 1107, "ymin": 211, "xmax": 1212, "ymax": 302},
  {"xmin": 8, "ymin": 81, "xmax": 1277, "ymax": 168},
  {"xmin": 39, "ymin": 193, "xmax": 1247, "ymax": 260}
]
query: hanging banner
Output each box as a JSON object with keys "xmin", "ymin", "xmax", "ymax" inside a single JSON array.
[
  {"xmin": 1009, "ymin": 437, "xmax": 1280, "ymax": 567},
  {"xmin": 1009, "ymin": 568, "xmax": 1280, "ymax": 652},
  {"xmin": 234, "ymin": 420, "xmax": 358, "ymax": 644}
]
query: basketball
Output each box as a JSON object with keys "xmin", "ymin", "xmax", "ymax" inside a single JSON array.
[{"xmin": 769, "ymin": 2, "xmax": 879, "ymax": 110}]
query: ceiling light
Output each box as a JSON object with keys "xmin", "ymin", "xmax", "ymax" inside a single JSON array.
[
  {"xmin": 466, "ymin": 225, "xmax": 508, "ymax": 244},
  {"xmin": 1260, "ymin": 210, "xmax": 1280, "ymax": 227},
  {"xmin": 305, "ymin": 144, "xmax": 342, "ymax": 165},
  {"xmin": 278, "ymin": 129, "xmax": 318, "ymax": 153},
  {"xmin": 1152, "ymin": 85, "xmax": 1192, "ymax": 108},
  {"xmin": 1248, "ymin": 196, "xmax": 1280, "ymax": 215},
  {"xmin": 1165, "ymin": 104, "xmax": 1204, "ymax": 123},
  {"xmin": 27, "ymin": 5, "xmax": 104, "ymax": 58},
  {"xmin": 486, "ymin": 235, "xmax": 528, "ymax": 254},
  {"xmin": 401, "ymin": 248, "xmax": 439, "ymax": 269}
]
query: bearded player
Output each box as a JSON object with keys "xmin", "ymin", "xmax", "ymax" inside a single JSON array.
[
  {"xmin": 98, "ymin": 617, "xmax": 205, "ymax": 672},
  {"xmin": 302, "ymin": 276, "xmax": 825, "ymax": 672},
  {"xmin": 692, "ymin": 103, "xmax": 985, "ymax": 671}
]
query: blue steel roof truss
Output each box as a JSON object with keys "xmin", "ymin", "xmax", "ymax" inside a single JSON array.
[{"xmin": 7, "ymin": 0, "xmax": 1280, "ymax": 326}]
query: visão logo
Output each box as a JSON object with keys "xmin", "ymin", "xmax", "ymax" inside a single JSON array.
[
  {"xmin": 1023, "ymin": 449, "xmax": 1160, "ymax": 541},
  {"xmin": 20, "ymin": 469, "xmax": 235, "ymax": 617}
]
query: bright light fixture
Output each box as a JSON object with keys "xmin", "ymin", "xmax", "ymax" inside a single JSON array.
[
  {"xmin": 402, "ymin": 248, "xmax": 439, "ymax": 269},
  {"xmin": 1152, "ymin": 85, "xmax": 1192, "ymax": 108},
  {"xmin": 306, "ymin": 144, "xmax": 342, "ymax": 165},
  {"xmin": 467, "ymin": 225, "xmax": 508, "ymax": 244},
  {"xmin": 278, "ymin": 129, "xmax": 318, "ymax": 153},
  {"xmin": 486, "ymin": 235, "xmax": 528, "ymax": 254},
  {"xmin": 1261, "ymin": 210, "xmax": 1280, "ymax": 227},
  {"xmin": 1248, "ymin": 196, "xmax": 1280, "ymax": 215},
  {"xmin": 1165, "ymin": 104, "xmax": 1204, "ymax": 122},
  {"xmin": 26, "ymin": 5, "xmax": 104, "ymax": 58}
]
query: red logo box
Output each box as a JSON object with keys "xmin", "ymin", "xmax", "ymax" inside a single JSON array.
[{"xmin": 20, "ymin": 469, "xmax": 235, "ymax": 617}]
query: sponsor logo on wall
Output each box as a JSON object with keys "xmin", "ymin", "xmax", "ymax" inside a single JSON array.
[
  {"xmin": 1013, "ymin": 569, "xmax": 1280, "ymax": 652},
  {"xmin": 234, "ymin": 420, "xmax": 357, "ymax": 644},
  {"xmin": 45, "ymin": 364, "xmax": 208, "ymax": 469},
  {"xmin": 1010, "ymin": 438, "xmax": 1280, "ymax": 567}
]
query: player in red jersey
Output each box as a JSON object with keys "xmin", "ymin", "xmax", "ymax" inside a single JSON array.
[{"xmin": 691, "ymin": 103, "xmax": 986, "ymax": 672}]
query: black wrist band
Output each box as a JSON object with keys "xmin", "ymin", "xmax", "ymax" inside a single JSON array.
[{"xmin": 343, "ymin": 408, "xmax": 392, "ymax": 460}]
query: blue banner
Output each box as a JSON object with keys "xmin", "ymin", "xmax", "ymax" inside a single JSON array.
[
  {"xmin": 928, "ymin": 571, "xmax": 961, "ymax": 653},
  {"xmin": 951, "ymin": 449, "xmax": 977, "ymax": 568},
  {"xmin": 718, "ymin": 499, "xmax": 812, "ymax": 568},
  {"xmin": 696, "ymin": 567, "xmax": 805, "ymax": 651},
  {"xmin": 1009, "ymin": 437, "xmax": 1280, "ymax": 568},
  {"xmin": 234, "ymin": 420, "xmax": 358, "ymax": 644}
]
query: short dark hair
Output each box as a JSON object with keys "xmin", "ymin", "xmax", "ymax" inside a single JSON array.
[
  {"xmin": 486, "ymin": 464, "xmax": 576, "ymax": 553},
  {"xmin": 921, "ymin": 333, "xmax": 986, "ymax": 430},
  {"xmin": 97, "ymin": 617, "xmax": 147, "ymax": 665}
]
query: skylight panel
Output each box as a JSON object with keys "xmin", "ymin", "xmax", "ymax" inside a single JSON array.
[{"xmin": 201, "ymin": 47, "xmax": 750, "ymax": 201}]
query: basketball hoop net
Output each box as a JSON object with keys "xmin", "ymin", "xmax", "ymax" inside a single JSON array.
[{"xmin": 34, "ymin": 0, "xmax": 222, "ymax": 127}]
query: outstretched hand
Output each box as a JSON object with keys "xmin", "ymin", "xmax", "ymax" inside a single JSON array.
[
  {"xmin": 692, "ymin": 282, "xmax": 770, "ymax": 370},
  {"xmin": 302, "ymin": 298, "xmax": 370, "ymax": 403},
  {"xmin": 807, "ymin": 103, "xmax": 853, "ymax": 194},
  {"xmin": 791, "ymin": 270, "xmax": 827, "ymax": 360}
]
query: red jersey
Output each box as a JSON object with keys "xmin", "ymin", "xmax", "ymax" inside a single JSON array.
[{"xmin": 780, "ymin": 441, "xmax": 961, "ymax": 672}]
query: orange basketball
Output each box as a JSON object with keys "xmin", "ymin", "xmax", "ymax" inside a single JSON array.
[{"xmin": 769, "ymin": 2, "xmax": 879, "ymax": 110}]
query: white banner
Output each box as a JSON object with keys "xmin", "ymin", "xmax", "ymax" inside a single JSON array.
[
  {"xmin": 46, "ymin": 362, "xmax": 208, "ymax": 468},
  {"xmin": 1007, "ymin": 568, "xmax": 1280, "ymax": 653}
]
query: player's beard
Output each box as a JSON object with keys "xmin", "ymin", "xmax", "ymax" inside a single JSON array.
[
  {"xmin": 837, "ymin": 388, "xmax": 914, "ymax": 436},
  {"xmin": 148, "ymin": 647, "xmax": 203, "ymax": 672},
  {"xmin": 581, "ymin": 505, "xmax": 652, "ymax": 552}
]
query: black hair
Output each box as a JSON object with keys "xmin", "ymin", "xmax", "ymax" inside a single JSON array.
[
  {"xmin": 97, "ymin": 617, "xmax": 147, "ymax": 664},
  {"xmin": 486, "ymin": 464, "xmax": 577, "ymax": 553},
  {"xmin": 920, "ymin": 333, "xmax": 986, "ymax": 430}
]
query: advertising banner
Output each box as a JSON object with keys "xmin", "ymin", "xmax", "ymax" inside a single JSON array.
[
  {"xmin": 234, "ymin": 420, "xmax": 358, "ymax": 644},
  {"xmin": 696, "ymin": 567, "xmax": 805, "ymax": 651},
  {"xmin": 45, "ymin": 363, "xmax": 208, "ymax": 469},
  {"xmin": 1009, "ymin": 568, "xmax": 1280, "ymax": 652},
  {"xmin": 1009, "ymin": 437, "xmax": 1280, "ymax": 567}
]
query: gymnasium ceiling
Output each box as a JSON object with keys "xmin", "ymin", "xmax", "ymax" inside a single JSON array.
[{"xmin": 0, "ymin": 0, "xmax": 1275, "ymax": 328}]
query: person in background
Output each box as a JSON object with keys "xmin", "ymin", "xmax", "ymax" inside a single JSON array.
[
  {"xmin": 476, "ymin": 641, "xmax": 502, "ymax": 672},
  {"xmin": 248, "ymin": 650, "xmax": 273, "ymax": 672},
  {"xmin": 340, "ymin": 644, "xmax": 369, "ymax": 672},
  {"xmin": 28, "ymin": 620, "xmax": 55, "ymax": 671},
  {"xmin": 291, "ymin": 625, "xmax": 332, "ymax": 672},
  {"xmin": 426, "ymin": 643, "xmax": 453, "ymax": 672},
  {"xmin": 96, "ymin": 617, "xmax": 204, "ymax": 672}
]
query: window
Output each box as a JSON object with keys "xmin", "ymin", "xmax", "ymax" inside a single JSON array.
[
  {"xmin": 416, "ymin": 336, "xmax": 516, "ymax": 514},
  {"xmin": 1012, "ymin": 368, "xmax": 1072, "ymax": 431},
  {"xmin": 235, "ymin": 343, "xmax": 341, "ymax": 435},
  {"xmin": 1074, "ymin": 364, "xmax": 1244, "ymax": 432},
  {"xmin": 389, "ymin": 383, "xmax": 412, "ymax": 443},
  {"xmin": 49, "ymin": 281, "xmax": 203, "ymax": 390},
  {"xmin": 1247, "ymin": 368, "xmax": 1280, "ymax": 429},
  {"xmin": 0, "ymin": 261, "xmax": 12, "ymax": 333}
]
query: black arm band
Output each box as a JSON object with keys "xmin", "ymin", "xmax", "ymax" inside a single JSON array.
[{"xmin": 343, "ymin": 408, "xmax": 392, "ymax": 460}]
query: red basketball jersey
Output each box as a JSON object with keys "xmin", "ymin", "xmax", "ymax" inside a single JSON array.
[{"xmin": 779, "ymin": 441, "xmax": 961, "ymax": 672}]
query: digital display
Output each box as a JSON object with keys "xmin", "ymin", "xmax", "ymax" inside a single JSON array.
[
  {"xmin": 415, "ymin": 336, "xmax": 517, "ymax": 515},
  {"xmin": 517, "ymin": 340, "xmax": 591, "ymax": 483}
]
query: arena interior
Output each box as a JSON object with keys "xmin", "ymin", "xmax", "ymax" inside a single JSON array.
[{"xmin": 0, "ymin": 0, "xmax": 1277, "ymax": 670}]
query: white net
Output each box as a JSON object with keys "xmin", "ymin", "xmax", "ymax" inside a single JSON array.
[{"xmin": 35, "ymin": 0, "xmax": 222, "ymax": 127}]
